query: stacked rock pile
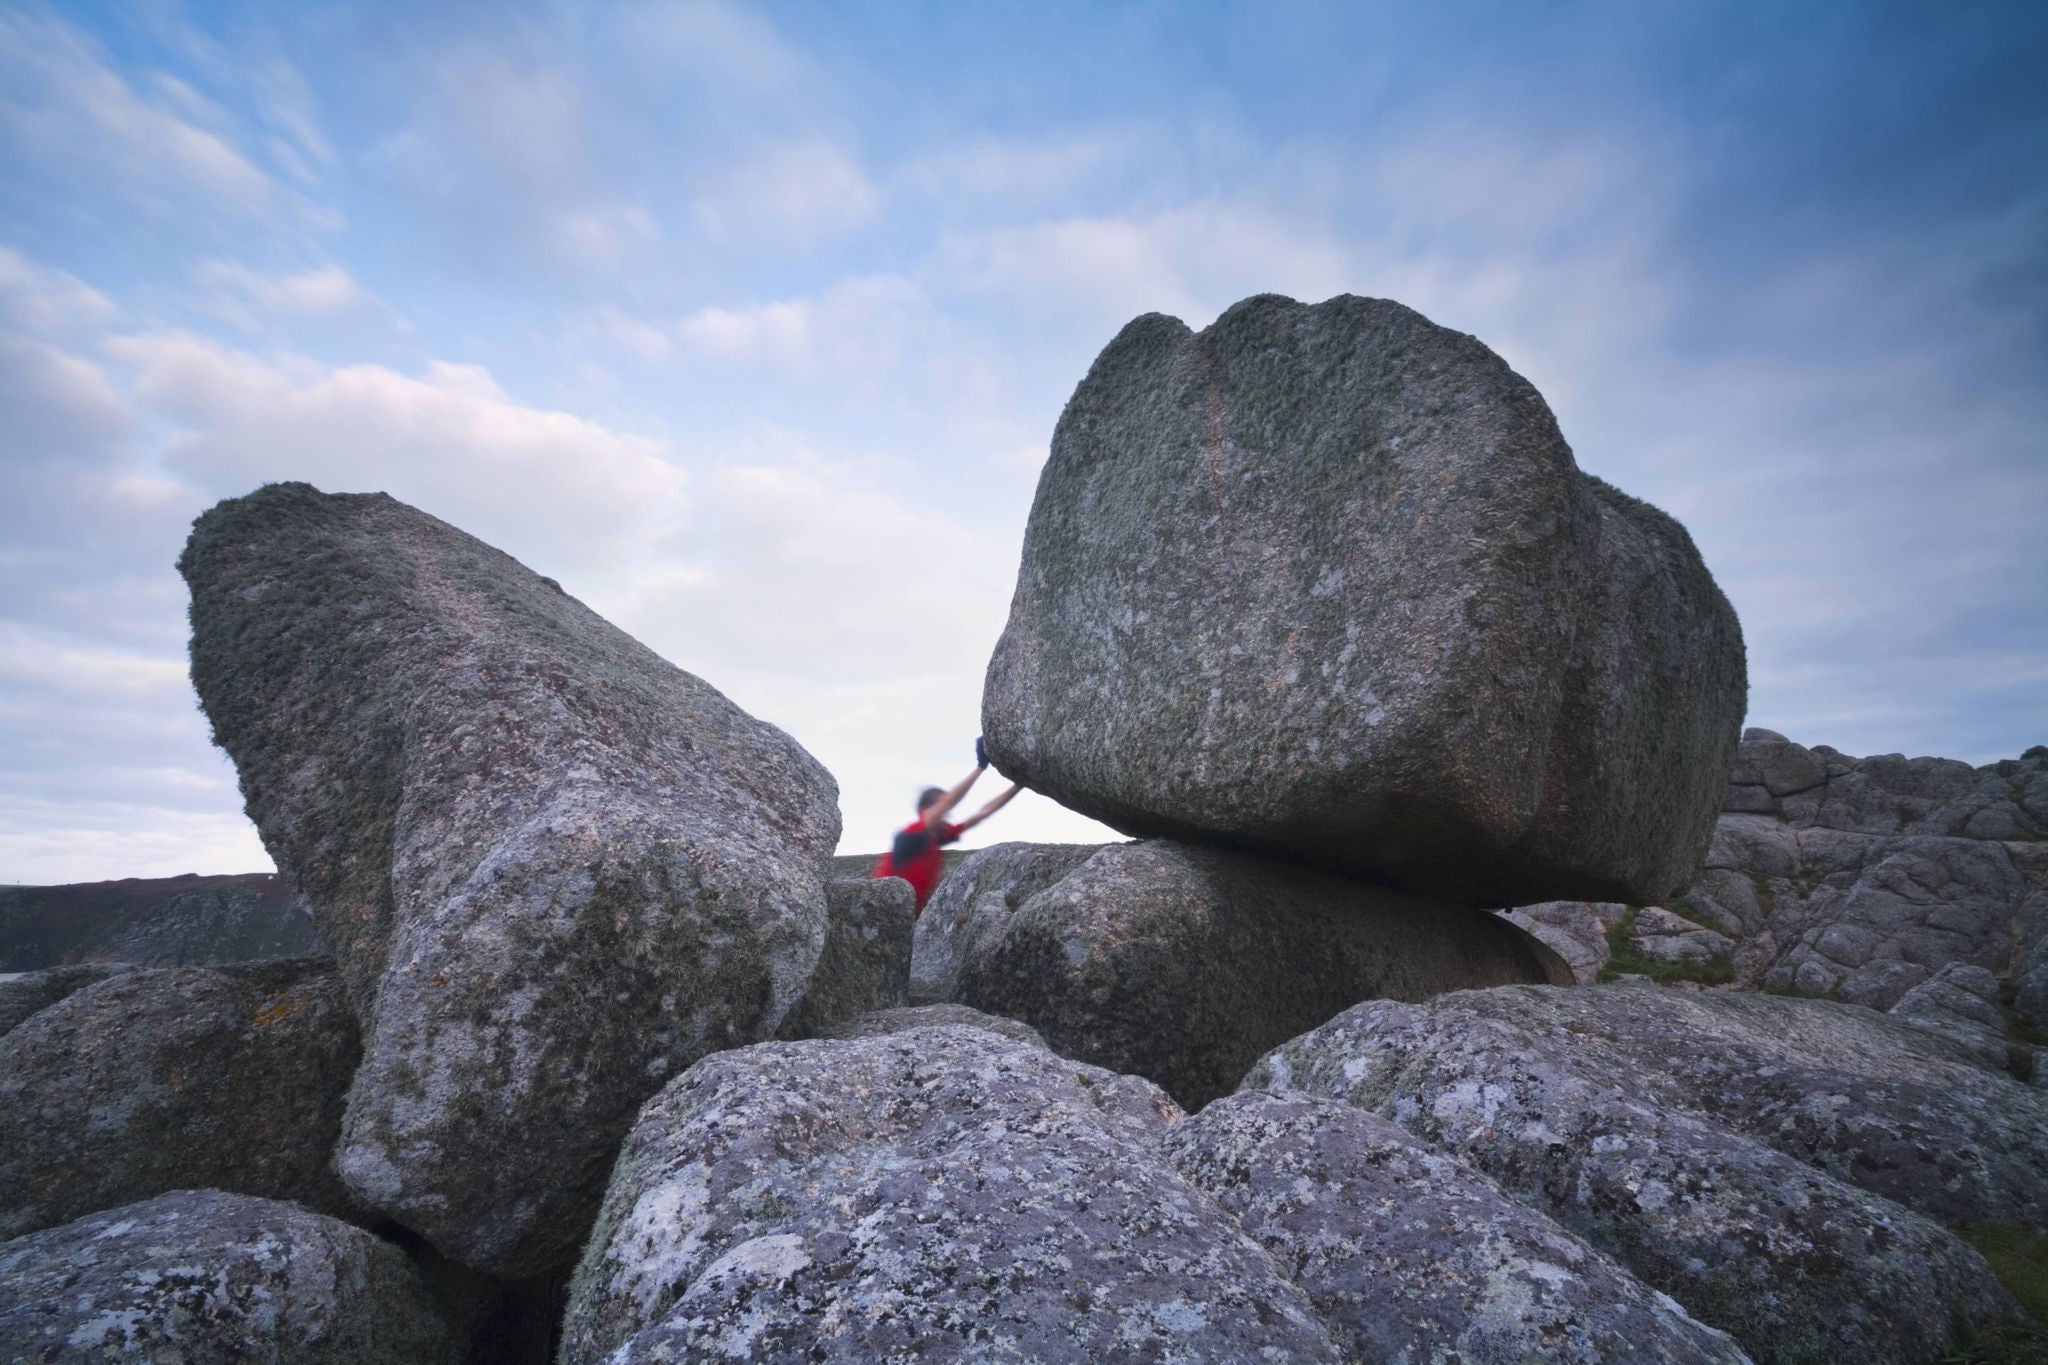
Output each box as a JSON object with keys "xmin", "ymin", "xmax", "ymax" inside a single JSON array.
[{"xmin": 1, "ymin": 300, "xmax": 2040, "ymax": 1365}]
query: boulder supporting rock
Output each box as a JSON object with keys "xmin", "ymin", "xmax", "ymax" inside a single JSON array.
[
  {"xmin": 1246, "ymin": 984, "xmax": 2034, "ymax": 1364},
  {"xmin": 1162, "ymin": 1091, "xmax": 1748, "ymax": 1363},
  {"xmin": 0, "ymin": 957, "xmax": 359, "ymax": 1239},
  {"xmin": 179, "ymin": 483, "xmax": 840, "ymax": 1275},
  {"xmin": 0, "ymin": 1191, "xmax": 454, "ymax": 1364},
  {"xmin": 560, "ymin": 1026, "xmax": 1339, "ymax": 1363},
  {"xmin": 984, "ymin": 293, "xmax": 1745, "ymax": 908},
  {"xmin": 917, "ymin": 839, "xmax": 1565, "ymax": 1108},
  {"xmin": 775, "ymin": 877, "xmax": 914, "ymax": 1040}
]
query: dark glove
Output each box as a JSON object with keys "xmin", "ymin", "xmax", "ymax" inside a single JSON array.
[{"xmin": 975, "ymin": 735, "xmax": 988, "ymax": 769}]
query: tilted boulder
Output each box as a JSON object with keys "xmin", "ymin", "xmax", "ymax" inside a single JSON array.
[
  {"xmin": 1161, "ymin": 1092, "xmax": 1747, "ymax": 1364},
  {"xmin": 1246, "ymin": 984, "xmax": 2035, "ymax": 1364},
  {"xmin": 983, "ymin": 294, "xmax": 1746, "ymax": 908},
  {"xmin": 179, "ymin": 483, "xmax": 840, "ymax": 1275},
  {"xmin": 774, "ymin": 877, "xmax": 914, "ymax": 1041},
  {"xmin": 0, "ymin": 1191, "xmax": 453, "ymax": 1364},
  {"xmin": 560, "ymin": 1025, "xmax": 1340, "ymax": 1363},
  {"xmin": 0, "ymin": 958, "xmax": 359, "ymax": 1239},
  {"xmin": 914, "ymin": 839, "xmax": 1564, "ymax": 1108}
]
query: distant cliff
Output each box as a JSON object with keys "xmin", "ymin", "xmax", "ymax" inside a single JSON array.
[{"xmin": 0, "ymin": 873, "xmax": 319, "ymax": 971}]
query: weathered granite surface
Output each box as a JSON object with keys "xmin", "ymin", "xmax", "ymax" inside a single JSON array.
[
  {"xmin": 1162, "ymin": 1091, "xmax": 1748, "ymax": 1364},
  {"xmin": 1889, "ymin": 961, "xmax": 2013, "ymax": 1072},
  {"xmin": 0, "ymin": 962, "xmax": 134, "ymax": 1038},
  {"xmin": 984, "ymin": 293, "xmax": 1745, "ymax": 908},
  {"xmin": 0, "ymin": 1191, "xmax": 453, "ymax": 1364},
  {"xmin": 1245, "ymin": 983, "xmax": 2033, "ymax": 1364},
  {"xmin": 822, "ymin": 1001, "xmax": 1049, "ymax": 1049},
  {"xmin": 775, "ymin": 877, "xmax": 914, "ymax": 1041},
  {"xmin": 180, "ymin": 483, "xmax": 840, "ymax": 1276},
  {"xmin": 0, "ymin": 958, "xmax": 360, "ymax": 1240},
  {"xmin": 915, "ymin": 838, "xmax": 1565, "ymax": 1107},
  {"xmin": 560, "ymin": 1025, "xmax": 1336, "ymax": 1363}
]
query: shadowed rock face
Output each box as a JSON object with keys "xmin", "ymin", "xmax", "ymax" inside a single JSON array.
[
  {"xmin": 984, "ymin": 293, "xmax": 1745, "ymax": 908},
  {"xmin": 1246, "ymin": 983, "xmax": 2037, "ymax": 1365},
  {"xmin": 0, "ymin": 958, "xmax": 360, "ymax": 1240},
  {"xmin": 912, "ymin": 839, "xmax": 1567, "ymax": 1109},
  {"xmin": 773, "ymin": 877, "xmax": 914, "ymax": 1041},
  {"xmin": 179, "ymin": 482, "xmax": 840, "ymax": 1276},
  {"xmin": 0, "ymin": 1191, "xmax": 454, "ymax": 1364},
  {"xmin": 0, "ymin": 873, "xmax": 317, "ymax": 971}
]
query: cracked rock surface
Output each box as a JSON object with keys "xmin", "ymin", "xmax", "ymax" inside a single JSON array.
[
  {"xmin": 0, "ymin": 958, "xmax": 359, "ymax": 1240},
  {"xmin": 179, "ymin": 483, "xmax": 840, "ymax": 1275},
  {"xmin": 1245, "ymin": 983, "xmax": 2036, "ymax": 1365},
  {"xmin": 0, "ymin": 1190, "xmax": 453, "ymax": 1364},
  {"xmin": 983, "ymin": 293, "xmax": 1745, "ymax": 908}
]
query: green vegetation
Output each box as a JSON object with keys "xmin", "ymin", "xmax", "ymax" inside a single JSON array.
[
  {"xmin": 1660, "ymin": 896, "xmax": 1736, "ymax": 938},
  {"xmin": 1595, "ymin": 906, "xmax": 1735, "ymax": 987},
  {"xmin": 1938, "ymin": 1226, "xmax": 2048, "ymax": 1363}
]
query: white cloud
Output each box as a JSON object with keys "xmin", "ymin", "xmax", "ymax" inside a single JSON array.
[
  {"xmin": 0, "ymin": 6, "xmax": 274, "ymax": 214},
  {"xmin": 694, "ymin": 137, "xmax": 881, "ymax": 248},
  {"xmin": 614, "ymin": 0, "xmax": 811, "ymax": 93},
  {"xmin": 193, "ymin": 260, "xmax": 372, "ymax": 329},
  {"xmin": 0, "ymin": 246, "xmax": 116, "ymax": 336},
  {"xmin": 553, "ymin": 203, "xmax": 660, "ymax": 271},
  {"xmin": 673, "ymin": 275, "xmax": 926, "ymax": 375},
  {"xmin": 104, "ymin": 332, "xmax": 689, "ymax": 572},
  {"xmin": 0, "ymin": 332, "xmax": 129, "ymax": 466}
]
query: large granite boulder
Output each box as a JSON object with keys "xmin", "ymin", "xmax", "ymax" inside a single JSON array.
[
  {"xmin": 0, "ymin": 962, "xmax": 134, "ymax": 1038},
  {"xmin": 822, "ymin": 1001, "xmax": 1049, "ymax": 1048},
  {"xmin": 1247, "ymin": 984, "xmax": 2037, "ymax": 1364},
  {"xmin": 1161, "ymin": 1091, "xmax": 1747, "ymax": 1364},
  {"xmin": 907, "ymin": 840, "xmax": 1101, "ymax": 1004},
  {"xmin": 983, "ymin": 294, "xmax": 1746, "ymax": 908},
  {"xmin": 774, "ymin": 877, "xmax": 914, "ymax": 1040},
  {"xmin": 559, "ymin": 1025, "xmax": 1339, "ymax": 1363},
  {"xmin": 912, "ymin": 839, "xmax": 1564, "ymax": 1107},
  {"xmin": 0, "ymin": 958, "xmax": 360, "ymax": 1239},
  {"xmin": 179, "ymin": 482, "xmax": 840, "ymax": 1276},
  {"xmin": 0, "ymin": 1191, "xmax": 453, "ymax": 1363}
]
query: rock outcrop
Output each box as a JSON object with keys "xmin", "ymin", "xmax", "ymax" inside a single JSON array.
[
  {"xmin": 983, "ymin": 293, "xmax": 1745, "ymax": 908},
  {"xmin": 911, "ymin": 839, "xmax": 1565, "ymax": 1107},
  {"xmin": 1161, "ymin": 1091, "xmax": 1748, "ymax": 1364},
  {"xmin": 0, "ymin": 872, "xmax": 317, "ymax": 971},
  {"xmin": 179, "ymin": 482, "xmax": 840, "ymax": 1276},
  {"xmin": 560, "ymin": 1024, "xmax": 1336, "ymax": 1363},
  {"xmin": 0, "ymin": 957, "xmax": 360, "ymax": 1239},
  {"xmin": 0, "ymin": 1191, "xmax": 453, "ymax": 1364},
  {"xmin": 1247, "ymin": 983, "xmax": 2037, "ymax": 1364},
  {"xmin": 1505, "ymin": 732, "xmax": 2048, "ymax": 1028},
  {"xmin": 774, "ymin": 877, "xmax": 914, "ymax": 1040},
  {"xmin": 1888, "ymin": 961, "xmax": 2013, "ymax": 1072},
  {"xmin": 821, "ymin": 1000, "xmax": 1049, "ymax": 1048},
  {"xmin": 0, "ymin": 962, "xmax": 134, "ymax": 1037}
]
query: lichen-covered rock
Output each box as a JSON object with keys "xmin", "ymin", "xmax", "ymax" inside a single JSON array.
[
  {"xmin": 560, "ymin": 1026, "xmax": 1342, "ymax": 1363},
  {"xmin": 0, "ymin": 1190, "xmax": 453, "ymax": 1363},
  {"xmin": 1496, "ymin": 901, "xmax": 1625, "ymax": 984},
  {"xmin": 823, "ymin": 1001, "xmax": 1049, "ymax": 1048},
  {"xmin": 179, "ymin": 483, "xmax": 839, "ymax": 1275},
  {"xmin": 908, "ymin": 841, "xmax": 1102, "ymax": 1005},
  {"xmin": 0, "ymin": 962, "xmax": 134, "ymax": 1038},
  {"xmin": 1888, "ymin": 961, "xmax": 2013, "ymax": 1072},
  {"xmin": 1161, "ymin": 1092, "xmax": 1750, "ymax": 1364},
  {"xmin": 775, "ymin": 877, "xmax": 914, "ymax": 1040},
  {"xmin": 1246, "ymin": 984, "xmax": 2031, "ymax": 1364},
  {"xmin": 983, "ymin": 293, "xmax": 1746, "ymax": 908},
  {"xmin": 0, "ymin": 958, "xmax": 359, "ymax": 1239},
  {"xmin": 919, "ymin": 839, "xmax": 1563, "ymax": 1108}
]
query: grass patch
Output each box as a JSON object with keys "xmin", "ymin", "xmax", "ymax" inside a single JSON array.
[
  {"xmin": 1596, "ymin": 907, "xmax": 1735, "ymax": 987},
  {"xmin": 1939, "ymin": 1226, "xmax": 2048, "ymax": 1363}
]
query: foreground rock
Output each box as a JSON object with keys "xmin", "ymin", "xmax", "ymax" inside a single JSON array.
[
  {"xmin": 0, "ymin": 958, "xmax": 359, "ymax": 1239},
  {"xmin": 822, "ymin": 1000, "xmax": 1048, "ymax": 1048},
  {"xmin": 914, "ymin": 839, "xmax": 1563, "ymax": 1107},
  {"xmin": 1162, "ymin": 1092, "xmax": 1748, "ymax": 1364},
  {"xmin": 0, "ymin": 1191, "xmax": 453, "ymax": 1363},
  {"xmin": 1508, "ymin": 732, "xmax": 2048, "ymax": 1017},
  {"xmin": 0, "ymin": 872, "xmax": 316, "ymax": 971},
  {"xmin": 180, "ymin": 483, "xmax": 840, "ymax": 1275},
  {"xmin": 0, "ymin": 962, "xmax": 133, "ymax": 1038},
  {"xmin": 1247, "ymin": 984, "xmax": 2033, "ymax": 1364},
  {"xmin": 560, "ymin": 1025, "xmax": 1338, "ymax": 1363},
  {"xmin": 983, "ymin": 293, "xmax": 1746, "ymax": 908},
  {"xmin": 774, "ymin": 877, "xmax": 914, "ymax": 1041}
]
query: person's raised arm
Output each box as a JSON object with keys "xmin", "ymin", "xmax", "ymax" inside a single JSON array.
[
  {"xmin": 923, "ymin": 763, "xmax": 985, "ymax": 832},
  {"xmin": 954, "ymin": 782, "xmax": 1022, "ymax": 834}
]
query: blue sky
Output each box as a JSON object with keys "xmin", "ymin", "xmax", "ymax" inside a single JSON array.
[{"xmin": 2, "ymin": 0, "xmax": 2043, "ymax": 883}]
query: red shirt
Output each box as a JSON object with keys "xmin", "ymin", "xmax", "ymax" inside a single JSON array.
[{"xmin": 871, "ymin": 817, "xmax": 963, "ymax": 913}]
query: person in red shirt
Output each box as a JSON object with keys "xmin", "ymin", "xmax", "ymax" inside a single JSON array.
[{"xmin": 871, "ymin": 737, "xmax": 1021, "ymax": 914}]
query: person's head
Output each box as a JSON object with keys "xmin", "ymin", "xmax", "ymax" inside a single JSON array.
[{"xmin": 916, "ymin": 786, "xmax": 946, "ymax": 813}]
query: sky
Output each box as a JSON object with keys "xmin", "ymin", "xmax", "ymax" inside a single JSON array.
[{"xmin": 1, "ymin": 0, "xmax": 2044, "ymax": 884}]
